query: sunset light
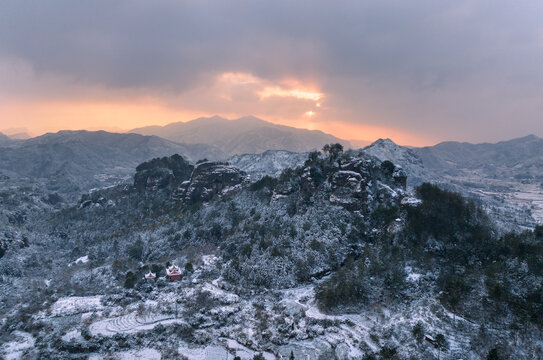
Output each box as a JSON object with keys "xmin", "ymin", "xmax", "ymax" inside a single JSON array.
[{"xmin": 258, "ymin": 86, "xmax": 324, "ymax": 102}]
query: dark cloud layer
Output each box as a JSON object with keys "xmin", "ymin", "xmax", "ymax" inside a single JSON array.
[{"xmin": 1, "ymin": 0, "xmax": 543, "ymax": 142}]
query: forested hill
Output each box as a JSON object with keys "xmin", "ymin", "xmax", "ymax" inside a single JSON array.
[{"xmin": 1, "ymin": 145, "xmax": 542, "ymax": 359}]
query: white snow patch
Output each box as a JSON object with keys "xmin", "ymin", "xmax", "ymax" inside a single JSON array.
[
  {"xmin": 103, "ymin": 348, "xmax": 162, "ymax": 360},
  {"xmin": 401, "ymin": 196, "xmax": 422, "ymax": 206},
  {"xmin": 89, "ymin": 313, "xmax": 185, "ymax": 336},
  {"xmin": 407, "ymin": 273, "xmax": 422, "ymax": 282},
  {"xmin": 178, "ymin": 341, "xmax": 274, "ymax": 360},
  {"xmin": 202, "ymin": 282, "xmax": 239, "ymax": 304},
  {"xmin": 61, "ymin": 329, "xmax": 82, "ymax": 342},
  {"xmin": 51, "ymin": 296, "xmax": 103, "ymax": 316},
  {"xmin": 1, "ymin": 331, "xmax": 35, "ymax": 360},
  {"xmin": 68, "ymin": 255, "xmax": 89, "ymax": 267},
  {"xmin": 201, "ymin": 254, "xmax": 218, "ymax": 267},
  {"xmin": 75, "ymin": 255, "xmax": 89, "ymax": 264}
]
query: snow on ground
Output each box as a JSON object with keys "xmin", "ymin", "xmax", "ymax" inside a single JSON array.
[
  {"xmin": 116, "ymin": 348, "xmax": 162, "ymax": 360},
  {"xmin": 74, "ymin": 255, "xmax": 89, "ymax": 264},
  {"xmin": 222, "ymin": 338, "xmax": 262, "ymax": 359},
  {"xmin": 280, "ymin": 285, "xmax": 376, "ymax": 357},
  {"xmin": 512, "ymin": 184, "xmax": 543, "ymax": 224},
  {"xmin": 407, "ymin": 273, "xmax": 422, "ymax": 282},
  {"xmin": 280, "ymin": 283, "xmax": 480, "ymax": 359},
  {"xmin": 61, "ymin": 328, "xmax": 82, "ymax": 342},
  {"xmin": 177, "ymin": 344, "xmax": 227, "ymax": 360},
  {"xmin": 88, "ymin": 348, "xmax": 161, "ymax": 360},
  {"xmin": 201, "ymin": 254, "xmax": 218, "ymax": 267},
  {"xmin": 89, "ymin": 313, "xmax": 186, "ymax": 336},
  {"xmin": 405, "ymin": 266, "xmax": 423, "ymax": 282},
  {"xmin": 0, "ymin": 331, "xmax": 35, "ymax": 360},
  {"xmin": 51, "ymin": 295, "xmax": 103, "ymax": 316},
  {"xmin": 177, "ymin": 340, "xmax": 275, "ymax": 360},
  {"xmin": 202, "ymin": 282, "xmax": 239, "ymax": 303},
  {"xmin": 401, "ymin": 196, "xmax": 422, "ymax": 206}
]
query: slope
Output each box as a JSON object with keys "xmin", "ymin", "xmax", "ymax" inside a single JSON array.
[{"xmin": 130, "ymin": 115, "xmax": 351, "ymax": 156}]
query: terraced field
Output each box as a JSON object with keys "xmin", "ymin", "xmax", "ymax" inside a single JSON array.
[{"xmin": 89, "ymin": 313, "xmax": 185, "ymax": 336}]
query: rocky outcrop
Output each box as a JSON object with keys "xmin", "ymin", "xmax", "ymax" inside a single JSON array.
[
  {"xmin": 174, "ymin": 161, "xmax": 249, "ymax": 204},
  {"xmin": 392, "ymin": 167, "xmax": 407, "ymax": 189},
  {"xmin": 329, "ymin": 170, "xmax": 368, "ymax": 211},
  {"xmin": 133, "ymin": 154, "xmax": 193, "ymax": 192}
]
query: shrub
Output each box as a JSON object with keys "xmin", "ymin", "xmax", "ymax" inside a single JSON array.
[
  {"xmin": 249, "ymin": 176, "xmax": 278, "ymax": 191},
  {"xmin": 412, "ymin": 322, "xmax": 424, "ymax": 344},
  {"xmin": 371, "ymin": 205, "xmax": 398, "ymax": 227},
  {"xmin": 128, "ymin": 238, "xmax": 144, "ymax": 261},
  {"xmin": 405, "ymin": 183, "xmax": 492, "ymax": 259},
  {"xmin": 486, "ymin": 348, "xmax": 500, "ymax": 360},
  {"xmin": 124, "ymin": 271, "xmax": 136, "ymax": 289},
  {"xmin": 286, "ymin": 201, "xmax": 297, "ymax": 217},
  {"xmin": 315, "ymin": 258, "xmax": 365, "ymax": 311},
  {"xmin": 380, "ymin": 160, "xmax": 395, "ymax": 176}
]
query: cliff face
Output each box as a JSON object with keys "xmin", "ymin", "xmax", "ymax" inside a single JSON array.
[
  {"xmin": 174, "ymin": 161, "xmax": 249, "ymax": 204},
  {"xmin": 133, "ymin": 154, "xmax": 194, "ymax": 192}
]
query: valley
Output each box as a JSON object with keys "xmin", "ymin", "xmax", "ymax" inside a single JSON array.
[{"xmin": 1, "ymin": 132, "xmax": 543, "ymax": 359}]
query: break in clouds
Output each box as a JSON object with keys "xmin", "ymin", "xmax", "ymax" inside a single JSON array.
[{"xmin": 1, "ymin": 0, "xmax": 543, "ymax": 143}]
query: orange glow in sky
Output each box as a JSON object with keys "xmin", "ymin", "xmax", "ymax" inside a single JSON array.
[
  {"xmin": 0, "ymin": 100, "xmax": 207, "ymax": 135},
  {"xmin": 258, "ymin": 86, "xmax": 323, "ymax": 102},
  {"xmin": 0, "ymin": 69, "xmax": 434, "ymax": 146},
  {"xmin": 0, "ymin": 99, "xmax": 433, "ymax": 146}
]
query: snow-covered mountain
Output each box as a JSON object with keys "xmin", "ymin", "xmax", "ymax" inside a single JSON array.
[
  {"xmin": 363, "ymin": 136, "xmax": 543, "ymax": 228},
  {"xmin": 0, "ymin": 130, "xmax": 225, "ymax": 204},
  {"xmin": 415, "ymin": 134, "xmax": 543, "ymax": 179},
  {"xmin": 363, "ymin": 134, "xmax": 543, "ymax": 181},
  {"xmin": 0, "ymin": 132, "xmax": 12, "ymax": 146},
  {"xmin": 362, "ymin": 138, "xmax": 432, "ymax": 186},
  {"xmin": 227, "ymin": 150, "xmax": 309, "ymax": 180},
  {"xmin": 130, "ymin": 115, "xmax": 351, "ymax": 157}
]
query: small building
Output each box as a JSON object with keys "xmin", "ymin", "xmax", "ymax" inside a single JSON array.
[
  {"xmin": 144, "ymin": 271, "xmax": 156, "ymax": 280},
  {"xmin": 166, "ymin": 264, "xmax": 182, "ymax": 281}
]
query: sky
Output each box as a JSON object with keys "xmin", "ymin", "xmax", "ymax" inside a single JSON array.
[{"xmin": 1, "ymin": 1, "xmax": 543, "ymax": 146}]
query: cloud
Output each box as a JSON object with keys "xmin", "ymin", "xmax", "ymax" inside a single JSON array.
[{"xmin": 1, "ymin": 0, "xmax": 543, "ymax": 144}]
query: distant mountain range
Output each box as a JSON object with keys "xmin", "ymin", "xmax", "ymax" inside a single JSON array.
[
  {"xmin": 130, "ymin": 115, "xmax": 351, "ymax": 157},
  {"xmin": 1, "ymin": 121, "xmax": 542, "ymax": 226},
  {"xmin": 363, "ymin": 135, "xmax": 543, "ymax": 228},
  {"xmin": 364, "ymin": 135, "xmax": 543, "ymax": 184},
  {"xmin": 0, "ymin": 130, "xmax": 221, "ymax": 199},
  {"xmin": 0, "ymin": 132, "xmax": 12, "ymax": 146}
]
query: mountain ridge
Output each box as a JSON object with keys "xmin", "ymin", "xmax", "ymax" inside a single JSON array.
[
  {"xmin": 129, "ymin": 115, "xmax": 352, "ymax": 156},
  {"xmin": 0, "ymin": 132, "xmax": 12, "ymax": 146},
  {"xmin": 0, "ymin": 130, "xmax": 224, "ymax": 201},
  {"xmin": 363, "ymin": 134, "xmax": 543, "ymax": 228}
]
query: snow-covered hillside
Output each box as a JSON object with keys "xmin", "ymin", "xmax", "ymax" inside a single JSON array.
[
  {"xmin": 363, "ymin": 137, "xmax": 543, "ymax": 230},
  {"xmin": 1, "ymin": 140, "xmax": 543, "ymax": 359},
  {"xmin": 228, "ymin": 150, "xmax": 309, "ymax": 180},
  {"xmin": 362, "ymin": 138, "xmax": 432, "ymax": 186}
]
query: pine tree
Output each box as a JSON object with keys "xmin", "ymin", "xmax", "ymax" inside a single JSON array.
[
  {"xmin": 434, "ymin": 334, "xmax": 449, "ymax": 360},
  {"xmin": 412, "ymin": 322, "xmax": 424, "ymax": 344},
  {"xmin": 486, "ymin": 348, "xmax": 499, "ymax": 360}
]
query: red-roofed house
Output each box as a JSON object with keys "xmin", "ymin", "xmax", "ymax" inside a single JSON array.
[{"xmin": 166, "ymin": 265, "xmax": 182, "ymax": 281}]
